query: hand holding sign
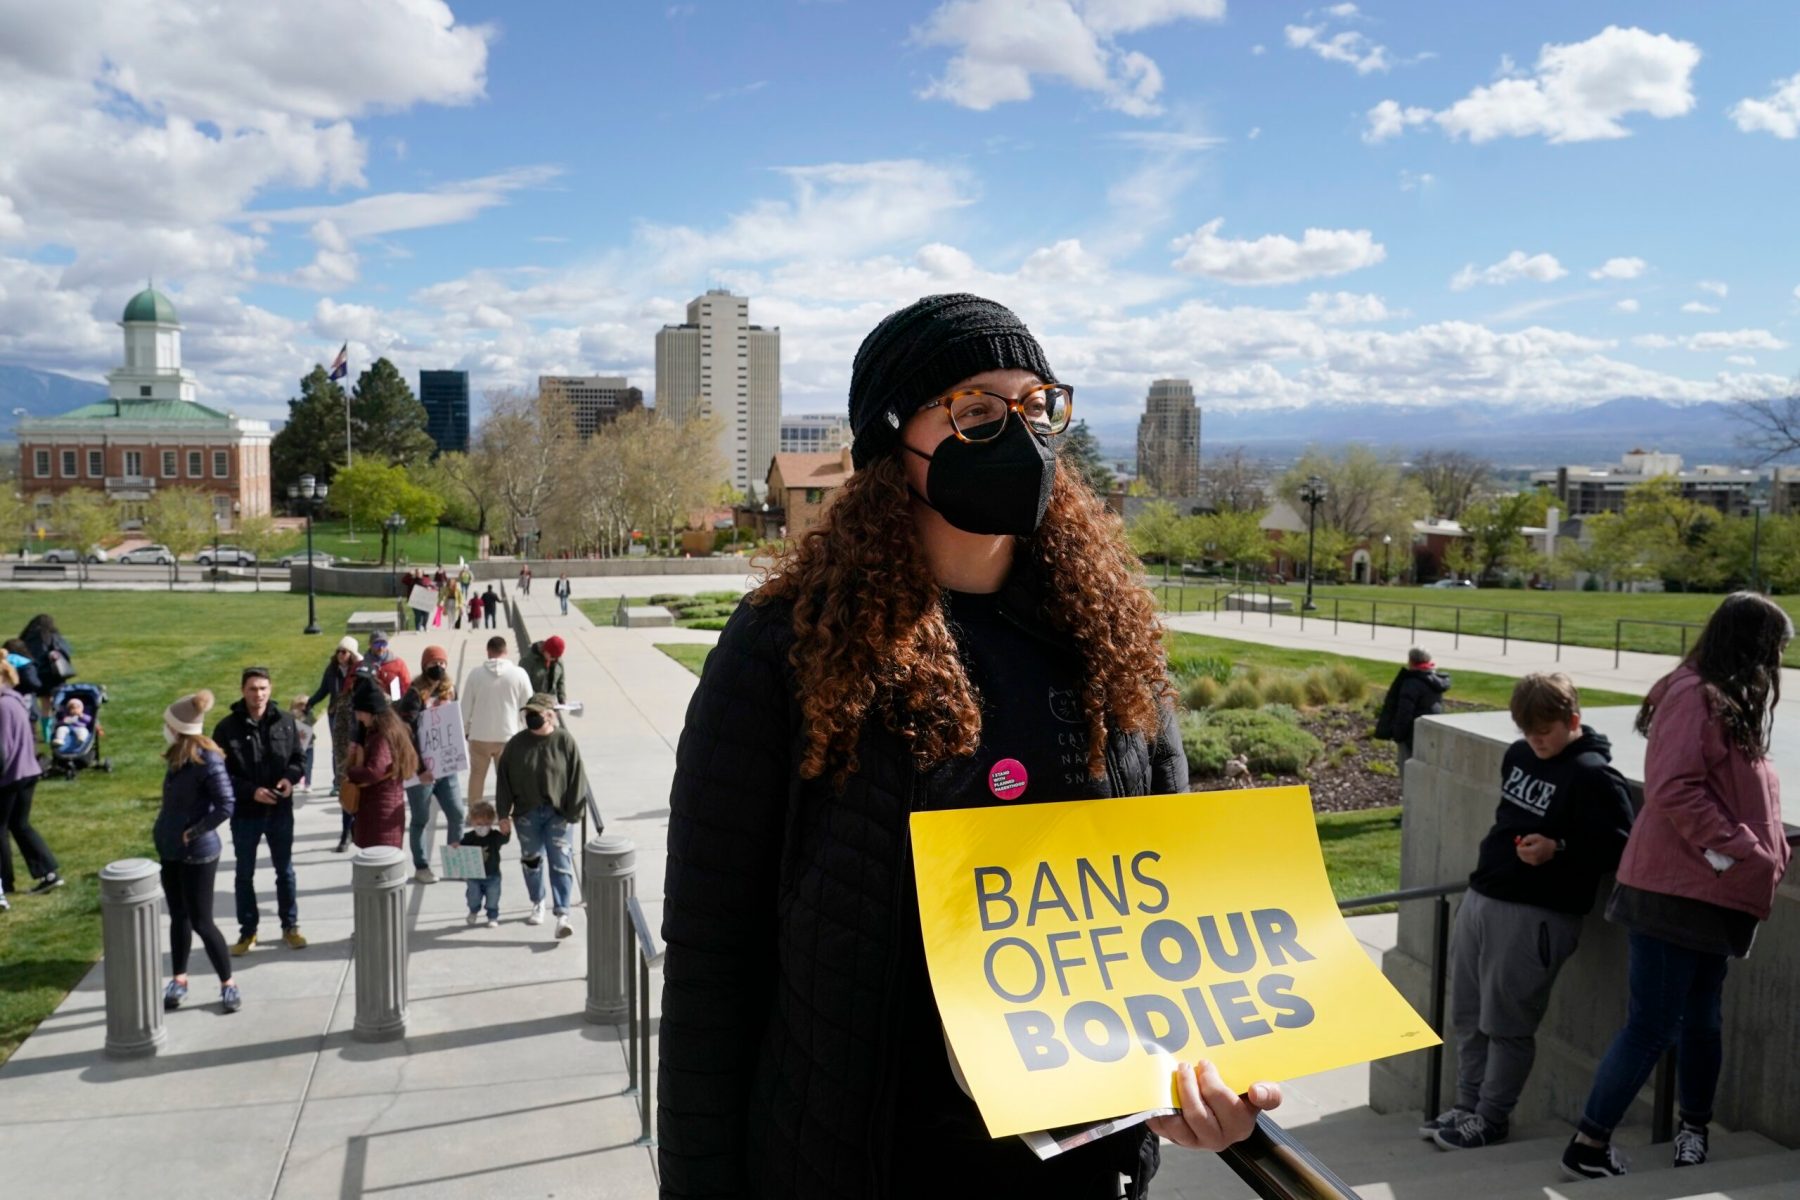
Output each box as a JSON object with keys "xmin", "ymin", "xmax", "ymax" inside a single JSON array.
[{"xmin": 1147, "ymin": 1060, "xmax": 1280, "ymax": 1151}]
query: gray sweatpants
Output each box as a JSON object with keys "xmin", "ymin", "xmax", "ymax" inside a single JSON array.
[{"xmin": 1449, "ymin": 888, "xmax": 1584, "ymax": 1126}]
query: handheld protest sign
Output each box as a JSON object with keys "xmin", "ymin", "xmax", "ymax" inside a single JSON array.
[{"xmin": 910, "ymin": 786, "xmax": 1438, "ymax": 1139}]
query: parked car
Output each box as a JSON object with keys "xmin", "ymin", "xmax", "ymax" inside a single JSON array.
[
  {"xmin": 116, "ymin": 543, "xmax": 175, "ymax": 565},
  {"xmin": 195, "ymin": 546, "xmax": 257, "ymax": 567},
  {"xmin": 42, "ymin": 547, "xmax": 108, "ymax": 564},
  {"xmin": 278, "ymin": 549, "xmax": 336, "ymax": 568},
  {"xmin": 1428, "ymin": 578, "xmax": 1475, "ymax": 589}
]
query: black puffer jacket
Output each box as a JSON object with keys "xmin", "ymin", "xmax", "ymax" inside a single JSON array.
[
  {"xmin": 1374, "ymin": 666, "xmax": 1452, "ymax": 744},
  {"xmin": 657, "ymin": 582, "xmax": 1188, "ymax": 1200}
]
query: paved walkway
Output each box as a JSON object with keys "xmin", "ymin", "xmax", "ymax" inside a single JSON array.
[{"xmin": 1, "ymin": 580, "xmax": 1402, "ymax": 1199}]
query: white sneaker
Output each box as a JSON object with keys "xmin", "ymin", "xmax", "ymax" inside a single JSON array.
[
  {"xmin": 525, "ymin": 902, "xmax": 546, "ymax": 926},
  {"xmin": 465, "ymin": 911, "xmax": 481, "ymax": 926},
  {"xmin": 555, "ymin": 914, "xmax": 574, "ymax": 939},
  {"xmin": 413, "ymin": 868, "xmax": 437, "ymax": 884},
  {"xmin": 485, "ymin": 916, "xmax": 499, "ymax": 927}
]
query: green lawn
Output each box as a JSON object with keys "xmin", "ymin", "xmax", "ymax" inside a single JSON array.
[
  {"xmin": 0, "ymin": 591, "xmax": 366, "ymax": 1064},
  {"xmin": 576, "ymin": 597, "xmax": 653, "ymax": 627},
  {"xmin": 299, "ymin": 520, "xmax": 482, "ymax": 568},
  {"xmin": 1317, "ymin": 806, "xmax": 1403, "ymax": 913},
  {"xmin": 1150, "ymin": 581, "xmax": 1785, "ymax": 662},
  {"xmin": 655, "ymin": 643, "xmax": 714, "ymax": 676}
]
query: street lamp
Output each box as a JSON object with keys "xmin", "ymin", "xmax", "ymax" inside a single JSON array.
[
  {"xmin": 1382, "ymin": 534, "xmax": 1392, "ymax": 586},
  {"xmin": 385, "ymin": 511, "xmax": 407, "ymax": 595},
  {"xmin": 288, "ymin": 474, "xmax": 329, "ymax": 635},
  {"xmin": 211, "ymin": 510, "xmax": 222, "ymax": 593},
  {"xmin": 1751, "ymin": 497, "xmax": 1769, "ymax": 593},
  {"xmin": 435, "ymin": 518, "xmax": 443, "ymax": 569},
  {"xmin": 1299, "ymin": 474, "xmax": 1327, "ymax": 611}
]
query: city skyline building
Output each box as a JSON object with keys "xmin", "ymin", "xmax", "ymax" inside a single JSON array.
[
  {"xmin": 654, "ymin": 289, "xmax": 780, "ymax": 496},
  {"xmin": 538, "ymin": 374, "xmax": 644, "ymax": 439},
  {"xmin": 418, "ymin": 369, "xmax": 470, "ymax": 455},
  {"xmin": 1135, "ymin": 377, "xmax": 1202, "ymax": 498},
  {"xmin": 779, "ymin": 412, "xmax": 850, "ymax": 455}
]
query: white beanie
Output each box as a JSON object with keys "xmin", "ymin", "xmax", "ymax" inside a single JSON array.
[
  {"xmin": 164, "ymin": 689, "xmax": 215, "ymax": 736},
  {"xmin": 338, "ymin": 635, "xmax": 359, "ymax": 654}
]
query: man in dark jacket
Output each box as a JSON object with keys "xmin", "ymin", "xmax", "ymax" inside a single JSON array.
[
  {"xmin": 1375, "ymin": 647, "xmax": 1452, "ymax": 786},
  {"xmin": 213, "ymin": 666, "xmax": 307, "ymax": 954},
  {"xmin": 520, "ymin": 636, "xmax": 566, "ymax": 703}
]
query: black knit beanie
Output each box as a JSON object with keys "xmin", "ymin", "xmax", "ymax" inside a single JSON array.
[{"xmin": 847, "ymin": 294, "xmax": 1055, "ymax": 468}]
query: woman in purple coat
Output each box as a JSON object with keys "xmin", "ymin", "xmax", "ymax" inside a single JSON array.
[{"xmin": 0, "ymin": 660, "xmax": 59, "ymax": 908}]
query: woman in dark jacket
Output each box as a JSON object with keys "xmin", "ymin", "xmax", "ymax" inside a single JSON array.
[
  {"xmin": 345, "ymin": 681, "xmax": 418, "ymax": 850},
  {"xmin": 156, "ymin": 690, "xmax": 240, "ymax": 1012},
  {"xmin": 0, "ymin": 661, "xmax": 59, "ymax": 905},
  {"xmin": 3, "ymin": 639, "xmax": 45, "ymax": 698},
  {"xmin": 658, "ymin": 296, "xmax": 1279, "ymax": 1200},
  {"xmin": 307, "ymin": 636, "xmax": 362, "ymax": 851}
]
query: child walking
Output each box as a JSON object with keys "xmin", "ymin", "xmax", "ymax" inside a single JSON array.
[
  {"xmin": 290, "ymin": 694, "xmax": 315, "ymax": 792},
  {"xmin": 1562, "ymin": 594, "xmax": 1792, "ymax": 1180},
  {"xmin": 460, "ymin": 799, "xmax": 509, "ymax": 926},
  {"xmin": 1426, "ymin": 672, "xmax": 1636, "ymax": 1152}
]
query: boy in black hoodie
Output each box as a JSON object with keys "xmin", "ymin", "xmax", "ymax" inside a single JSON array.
[
  {"xmin": 1426, "ymin": 673, "xmax": 1636, "ymax": 1152},
  {"xmin": 1375, "ymin": 647, "xmax": 1452, "ymax": 785}
]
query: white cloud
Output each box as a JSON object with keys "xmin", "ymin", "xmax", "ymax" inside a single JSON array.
[
  {"xmin": 1687, "ymin": 329, "xmax": 1787, "ymax": 352},
  {"xmin": 1366, "ymin": 26, "xmax": 1699, "ymax": 144},
  {"xmin": 1698, "ymin": 279, "xmax": 1729, "ymax": 298},
  {"xmin": 1450, "ymin": 251, "xmax": 1568, "ymax": 290},
  {"xmin": 1285, "ymin": 23, "xmax": 1392, "ymax": 75},
  {"xmin": 1325, "ymin": 3, "xmax": 1360, "ymax": 17},
  {"xmin": 1107, "ymin": 130, "xmax": 1225, "ymax": 152},
  {"xmin": 1588, "ymin": 256, "xmax": 1646, "ymax": 280},
  {"xmin": 1615, "ymin": 298, "xmax": 1639, "ymax": 313},
  {"xmin": 1303, "ymin": 291, "xmax": 1390, "ymax": 323},
  {"xmin": 1398, "ymin": 169, "xmax": 1435, "ymax": 191},
  {"xmin": 1727, "ymin": 354, "xmax": 1758, "ymax": 366},
  {"xmin": 1633, "ymin": 334, "xmax": 1676, "ymax": 349},
  {"xmin": 1250, "ymin": 43, "xmax": 1266, "ymax": 56},
  {"xmin": 1169, "ymin": 218, "xmax": 1386, "ymax": 284},
  {"xmin": 251, "ymin": 166, "xmax": 560, "ymax": 240},
  {"xmin": 0, "ymin": 195, "xmax": 24, "ymax": 242},
  {"xmin": 1794, "ymin": 284, "xmax": 1800, "ymax": 301},
  {"xmin": 1681, "ymin": 301, "xmax": 1719, "ymax": 314},
  {"xmin": 1247, "ymin": 126, "xmax": 1262, "ymax": 140},
  {"xmin": 1730, "ymin": 73, "xmax": 1800, "ymax": 138},
  {"xmin": 913, "ymin": 0, "xmax": 1225, "ymax": 117}
]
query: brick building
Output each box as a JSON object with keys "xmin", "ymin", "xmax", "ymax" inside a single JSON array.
[
  {"xmin": 17, "ymin": 288, "xmax": 273, "ymax": 529},
  {"xmin": 765, "ymin": 448, "xmax": 853, "ymax": 539}
]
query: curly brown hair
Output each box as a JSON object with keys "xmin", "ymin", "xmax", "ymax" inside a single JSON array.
[{"xmin": 754, "ymin": 452, "xmax": 1172, "ymax": 785}]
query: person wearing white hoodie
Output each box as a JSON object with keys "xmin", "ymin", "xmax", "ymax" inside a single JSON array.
[{"xmin": 462, "ymin": 635, "xmax": 534, "ymax": 801}]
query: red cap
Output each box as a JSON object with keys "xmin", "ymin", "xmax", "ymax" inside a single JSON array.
[{"xmin": 544, "ymin": 636, "xmax": 566, "ymax": 659}]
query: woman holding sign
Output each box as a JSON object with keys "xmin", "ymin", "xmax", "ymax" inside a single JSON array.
[
  {"xmin": 659, "ymin": 295, "xmax": 1280, "ymax": 1199},
  {"xmin": 398, "ymin": 645, "xmax": 467, "ymax": 884},
  {"xmin": 344, "ymin": 680, "xmax": 416, "ymax": 850}
]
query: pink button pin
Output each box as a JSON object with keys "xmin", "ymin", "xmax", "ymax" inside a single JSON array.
[{"xmin": 989, "ymin": 758, "xmax": 1028, "ymax": 800}]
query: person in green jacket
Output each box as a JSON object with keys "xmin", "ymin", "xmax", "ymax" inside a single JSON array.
[
  {"xmin": 495, "ymin": 693, "xmax": 588, "ymax": 939},
  {"xmin": 519, "ymin": 636, "xmax": 567, "ymax": 704}
]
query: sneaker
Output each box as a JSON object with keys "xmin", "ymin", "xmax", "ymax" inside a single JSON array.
[
  {"xmin": 163, "ymin": 979, "xmax": 188, "ymax": 1011},
  {"xmin": 230, "ymin": 933, "xmax": 258, "ymax": 956},
  {"xmin": 413, "ymin": 867, "xmax": 437, "ymax": 884},
  {"xmin": 1672, "ymin": 1122, "xmax": 1709, "ymax": 1168},
  {"xmin": 220, "ymin": 984, "xmax": 243, "ymax": 1014},
  {"xmin": 555, "ymin": 914, "xmax": 574, "ymax": 939},
  {"xmin": 1419, "ymin": 1107, "xmax": 1472, "ymax": 1140},
  {"xmin": 1433, "ymin": 1112, "xmax": 1507, "ymax": 1151},
  {"xmin": 27, "ymin": 873, "xmax": 65, "ymax": 895},
  {"xmin": 0, "ymin": 894, "xmax": 9, "ymax": 912},
  {"xmin": 466, "ymin": 911, "xmax": 482, "ymax": 926},
  {"xmin": 1561, "ymin": 1136, "xmax": 1628, "ymax": 1180},
  {"xmin": 282, "ymin": 928, "xmax": 308, "ymax": 950},
  {"xmin": 525, "ymin": 902, "xmax": 546, "ymax": 926},
  {"xmin": 486, "ymin": 916, "xmax": 499, "ymax": 927},
  {"xmin": 333, "ymin": 835, "xmax": 350, "ymax": 853}
]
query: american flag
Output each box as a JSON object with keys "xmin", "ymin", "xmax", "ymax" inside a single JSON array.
[{"xmin": 327, "ymin": 342, "xmax": 348, "ymax": 382}]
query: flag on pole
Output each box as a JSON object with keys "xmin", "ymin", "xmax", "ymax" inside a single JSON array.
[{"xmin": 327, "ymin": 342, "xmax": 348, "ymax": 382}]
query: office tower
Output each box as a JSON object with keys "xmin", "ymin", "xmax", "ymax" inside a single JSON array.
[
  {"xmin": 537, "ymin": 374, "xmax": 644, "ymax": 439},
  {"xmin": 655, "ymin": 289, "xmax": 781, "ymax": 496},
  {"xmin": 779, "ymin": 412, "xmax": 851, "ymax": 454},
  {"xmin": 418, "ymin": 370, "xmax": 471, "ymax": 454},
  {"xmin": 1135, "ymin": 378, "xmax": 1202, "ymax": 497}
]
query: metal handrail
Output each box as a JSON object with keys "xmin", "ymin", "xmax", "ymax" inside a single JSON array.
[
  {"xmin": 1218, "ymin": 1114, "xmax": 1365, "ymax": 1200},
  {"xmin": 624, "ymin": 894, "xmax": 661, "ymax": 1146}
]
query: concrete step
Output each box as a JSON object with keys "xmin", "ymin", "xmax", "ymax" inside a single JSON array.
[{"xmin": 1541, "ymin": 1147, "xmax": 1800, "ymax": 1200}]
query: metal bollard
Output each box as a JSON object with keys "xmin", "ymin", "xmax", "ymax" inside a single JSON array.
[
  {"xmin": 352, "ymin": 845, "xmax": 409, "ymax": 1042},
  {"xmin": 584, "ymin": 834, "xmax": 638, "ymax": 1023},
  {"xmin": 101, "ymin": 858, "xmax": 166, "ymax": 1059}
]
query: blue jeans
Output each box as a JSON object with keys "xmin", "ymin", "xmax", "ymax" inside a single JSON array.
[
  {"xmin": 412, "ymin": 607, "xmax": 429, "ymax": 631},
  {"xmin": 513, "ymin": 805, "xmax": 574, "ymax": 913},
  {"xmin": 232, "ymin": 804, "xmax": 297, "ymax": 938},
  {"xmin": 466, "ymin": 875, "xmax": 502, "ymax": 918},
  {"xmin": 406, "ymin": 774, "xmax": 466, "ymax": 870},
  {"xmin": 559, "ymin": 594, "xmax": 569, "ymax": 615},
  {"xmin": 1578, "ymin": 931, "xmax": 1729, "ymax": 1139}
]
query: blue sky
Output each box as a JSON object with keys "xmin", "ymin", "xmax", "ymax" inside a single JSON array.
[{"xmin": 1, "ymin": 0, "xmax": 1797, "ymax": 441}]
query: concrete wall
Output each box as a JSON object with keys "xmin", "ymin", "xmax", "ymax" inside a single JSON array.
[
  {"xmin": 1371, "ymin": 707, "xmax": 1800, "ymax": 1145},
  {"xmin": 292, "ymin": 557, "xmax": 762, "ymax": 596}
]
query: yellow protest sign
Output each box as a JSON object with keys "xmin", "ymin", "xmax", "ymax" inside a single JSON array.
[{"xmin": 910, "ymin": 786, "xmax": 1438, "ymax": 1139}]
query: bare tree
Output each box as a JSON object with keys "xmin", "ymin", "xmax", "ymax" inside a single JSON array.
[
  {"xmin": 1731, "ymin": 388, "xmax": 1800, "ymax": 464},
  {"xmin": 1409, "ymin": 449, "xmax": 1491, "ymax": 520},
  {"xmin": 1198, "ymin": 446, "xmax": 1267, "ymax": 513},
  {"xmin": 478, "ymin": 388, "xmax": 578, "ymax": 557}
]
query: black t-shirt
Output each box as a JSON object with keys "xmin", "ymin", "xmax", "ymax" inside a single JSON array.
[{"xmin": 892, "ymin": 590, "xmax": 1128, "ymax": 1195}]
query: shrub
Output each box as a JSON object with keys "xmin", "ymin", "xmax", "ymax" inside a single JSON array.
[
  {"xmin": 1182, "ymin": 676, "xmax": 1222, "ymax": 711},
  {"xmin": 1215, "ymin": 678, "xmax": 1263, "ymax": 710},
  {"xmin": 1366, "ymin": 756, "xmax": 1398, "ymax": 777},
  {"xmin": 1242, "ymin": 664, "xmax": 1265, "ymax": 688},
  {"xmin": 1327, "ymin": 663, "xmax": 1368, "ymax": 705},
  {"xmin": 1180, "ymin": 713, "xmax": 1235, "ymax": 777},
  {"xmin": 1168, "ymin": 651, "xmax": 1232, "ymax": 684},
  {"xmin": 1191, "ymin": 709, "xmax": 1323, "ymax": 775},
  {"xmin": 684, "ymin": 617, "xmax": 731, "ymax": 631},
  {"xmin": 1301, "ymin": 668, "xmax": 1335, "ymax": 708},
  {"xmin": 1258, "ymin": 703, "xmax": 1302, "ymax": 727},
  {"xmin": 1260, "ymin": 673, "xmax": 1307, "ymax": 709},
  {"xmin": 695, "ymin": 590, "xmax": 741, "ymax": 603},
  {"xmin": 648, "ymin": 593, "xmax": 687, "ymax": 606}
]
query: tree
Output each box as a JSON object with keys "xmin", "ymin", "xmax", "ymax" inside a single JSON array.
[
  {"xmin": 1058, "ymin": 421, "xmax": 1115, "ymax": 495},
  {"xmin": 0, "ymin": 483, "xmax": 27, "ymax": 561},
  {"xmin": 1730, "ymin": 385, "xmax": 1800, "ymax": 464},
  {"xmin": 1127, "ymin": 501, "xmax": 1193, "ymax": 581},
  {"xmin": 1615, "ymin": 476, "xmax": 1715, "ymax": 591},
  {"xmin": 1460, "ymin": 489, "xmax": 1551, "ymax": 583},
  {"xmin": 1205, "ymin": 508, "xmax": 1272, "ymax": 583},
  {"xmin": 1280, "ymin": 446, "xmax": 1424, "ymax": 547},
  {"xmin": 478, "ymin": 388, "xmax": 579, "ymax": 557},
  {"xmin": 53, "ymin": 490, "xmax": 116, "ymax": 583},
  {"xmin": 1278, "ymin": 523, "xmax": 1357, "ymax": 585},
  {"xmin": 329, "ymin": 461, "xmax": 446, "ymax": 565},
  {"xmin": 1409, "ymin": 449, "xmax": 1491, "ymax": 520},
  {"xmin": 1564, "ymin": 511, "xmax": 1655, "ymax": 590},
  {"xmin": 234, "ymin": 514, "xmax": 292, "ymax": 591},
  {"xmin": 1199, "ymin": 446, "xmax": 1267, "ymax": 513},
  {"xmin": 350, "ymin": 358, "xmax": 437, "ymax": 468},
  {"xmin": 144, "ymin": 488, "xmax": 213, "ymax": 581},
  {"xmin": 270, "ymin": 366, "xmax": 351, "ymax": 498},
  {"xmin": 411, "ymin": 453, "xmax": 485, "ymax": 535}
]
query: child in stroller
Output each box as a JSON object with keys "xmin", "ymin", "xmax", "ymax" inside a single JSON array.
[{"xmin": 46, "ymin": 682, "xmax": 111, "ymax": 779}]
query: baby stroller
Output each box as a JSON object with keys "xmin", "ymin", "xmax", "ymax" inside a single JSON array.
[{"xmin": 44, "ymin": 681, "xmax": 111, "ymax": 780}]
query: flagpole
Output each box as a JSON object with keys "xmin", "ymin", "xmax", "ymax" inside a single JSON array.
[{"xmin": 333, "ymin": 343, "xmax": 356, "ymax": 544}]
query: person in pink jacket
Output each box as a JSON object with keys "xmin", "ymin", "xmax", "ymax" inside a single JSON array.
[{"xmin": 1562, "ymin": 592, "xmax": 1793, "ymax": 1181}]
